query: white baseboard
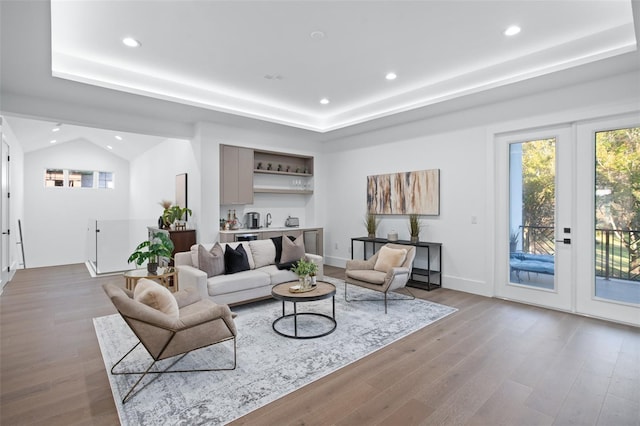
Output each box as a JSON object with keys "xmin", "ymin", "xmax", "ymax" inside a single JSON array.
[
  {"xmin": 324, "ymin": 256, "xmax": 494, "ymax": 298},
  {"xmin": 442, "ymin": 275, "xmax": 494, "ymax": 297}
]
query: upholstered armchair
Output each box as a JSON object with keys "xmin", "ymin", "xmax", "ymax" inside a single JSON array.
[
  {"xmin": 103, "ymin": 280, "xmax": 237, "ymax": 403},
  {"xmin": 345, "ymin": 243, "xmax": 417, "ymax": 313}
]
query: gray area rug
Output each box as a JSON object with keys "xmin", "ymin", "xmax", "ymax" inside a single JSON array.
[{"xmin": 94, "ymin": 277, "xmax": 457, "ymax": 425}]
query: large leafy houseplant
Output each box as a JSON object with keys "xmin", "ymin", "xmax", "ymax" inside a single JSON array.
[
  {"xmin": 163, "ymin": 205, "xmax": 193, "ymax": 229},
  {"xmin": 128, "ymin": 232, "xmax": 174, "ymax": 274}
]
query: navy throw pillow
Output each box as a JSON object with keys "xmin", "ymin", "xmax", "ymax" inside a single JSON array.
[{"xmin": 224, "ymin": 243, "xmax": 250, "ymax": 274}]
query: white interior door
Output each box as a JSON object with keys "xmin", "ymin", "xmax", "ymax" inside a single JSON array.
[
  {"xmin": 1, "ymin": 136, "xmax": 10, "ymax": 287},
  {"xmin": 575, "ymin": 114, "xmax": 640, "ymax": 326},
  {"xmin": 495, "ymin": 126, "xmax": 574, "ymax": 312}
]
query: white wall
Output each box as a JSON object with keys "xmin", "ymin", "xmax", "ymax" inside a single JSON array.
[
  {"xmin": 1, "ymin": 120, "xmax": 25, "ymax": 276},
  {"xmin": 23, "ymin": 139, "xmax": 130, "ymax": 267},
  {"xmin": 321, "ymin": 70, "xmax": 639, "ymax": 296}
]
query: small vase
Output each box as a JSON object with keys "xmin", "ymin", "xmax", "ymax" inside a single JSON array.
[
  {"xmin": 299, "ymin": 275, "xmax": 311, "ymax": 290},
  {"xmin": 368, "ymin": 233, "xmax": 375, "ymax": 239},
  {"xmin": 410, "ymin": 236, "xmax": 419, "ymax": 244},
  {"xmin": 147, "ymin": 262, "xmax": 158, "ymax": 275}
]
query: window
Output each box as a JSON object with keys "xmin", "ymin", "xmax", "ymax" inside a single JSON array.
[
  {"xmin": 45, "ymin": 169, "xmax": 64, "ymax": 187},
  {"xmin": 69, "ymin": 170, "xmax": 94, "ymax": 188},
  {"xmin": 44, "ymin": 169, "xmax": 114, "ymax": 189},
  {"xmin": 98, "ymin": 172, "xmax": 114, "ymax": 189}
]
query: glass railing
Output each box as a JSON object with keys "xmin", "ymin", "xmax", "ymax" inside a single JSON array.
[{"xmin": 86, "ymin": 219, "xmax": 156, "ymax": 275}]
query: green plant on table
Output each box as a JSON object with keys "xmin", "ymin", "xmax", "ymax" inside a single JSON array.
[
  {"xmin": 291, "ymin": 258, "xmax": 318, "ymax": 278},
  {"xmin": 364, "ymin": 213, "xmax": 380, "ymax": 237},
  {"xmin": 128, "ymin": 232, "xmax": 174, "ymax": 273},
  {"xmin": 163, "ymin": 205, "xmax": 193, "ymax": 228},
  {"xmin": 408, "ymin": 213, "xmax": 423, "ymax": 238}
]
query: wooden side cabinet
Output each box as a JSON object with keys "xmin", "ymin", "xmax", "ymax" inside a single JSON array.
[{"xmin": 220, "ymin": 145, "xmax": 254, "ymax": 204}]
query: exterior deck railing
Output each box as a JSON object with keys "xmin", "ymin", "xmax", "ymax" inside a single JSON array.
[{"xmin": 517, "ymin": 226, "xmax": 639, "ymax": 282}]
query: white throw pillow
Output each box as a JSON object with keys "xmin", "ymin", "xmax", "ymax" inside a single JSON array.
[
  {"xmin": 133, "ymin": 278, "xmax": 179, "ymax": 319},
  {"xmin": 249, "ymin": 239, "xmax": 277, "ymax": 269},
  {"xmin": 373, "ymin": 246, "xmax": 408, "ymax": 273}
]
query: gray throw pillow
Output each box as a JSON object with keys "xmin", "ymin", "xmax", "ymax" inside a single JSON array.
[
  {"xmin": 280, "ymin": 234, "xmax": 305, "ymax": 263},
  {"xmin": 198, "ymin": 243, "xmax": 225, "ymax": 277}
]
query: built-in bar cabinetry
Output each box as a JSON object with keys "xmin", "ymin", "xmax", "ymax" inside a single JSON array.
[
  {"xmin": 220, "ymin": 145, "xmax": 314, "ymax": 203},
  {"xmin": 220, "ymin": 145, "xmax": 254, "ymax": 205},
  {"xmin": 219, "ymin": 228, "xmax": 323, "ymax": 256}
]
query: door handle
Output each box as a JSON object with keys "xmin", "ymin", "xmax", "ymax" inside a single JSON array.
[{"xmin": 556, "ymin": 238, "xmax": 571, "ymax": 244}]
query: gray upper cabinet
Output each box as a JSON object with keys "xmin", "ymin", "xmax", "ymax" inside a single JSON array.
[{"xmin": 220, "ymin": 145, "xmax": 254, "ymax": 205}]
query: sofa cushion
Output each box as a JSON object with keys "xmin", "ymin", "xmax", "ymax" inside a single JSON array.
[
  {"xmin": 198, "ymin": 243, "xmax": 225, "ymax": 277},
  {"xmin": 133, "ymin": 278, "xmax": 179, "ymax": 319},
  {"xmin": 281, "ymin": 234, "xmax": 305, "ymax": 263},
  {"xmin": 374, "ymin": 246, "xmax": 408, "ymax": 273},
  {"xmin": 225, "ymin": 243, "xmax": 251, "ymax": 274},
  {"xmin": 207, "ymin": 269, "xmax": 271, "ymax": 296},
  {"xmin": 249, "ymin": 239, "xmax": 276, "ymax": 269},
  {"xmin": 259, "ymin": 265, "xmax": 298, "ymax": 285},
  {"xmin": 190, "ymin": 242, "xmax": 256, "ymax": 270}
]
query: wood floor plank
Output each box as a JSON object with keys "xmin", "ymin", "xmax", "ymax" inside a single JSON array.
[{"xmin": 2, "ymin": 263, "xmax": 638, "ymax": 426}]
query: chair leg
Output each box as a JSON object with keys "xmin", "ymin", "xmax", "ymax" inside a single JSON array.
[
  {"xmin": 345, "ymin": 282, "xmax": 416, "ymax": 314},
  {"xmin": 110, "ymin": 337, "xmax": 237, "ymax": 403}
]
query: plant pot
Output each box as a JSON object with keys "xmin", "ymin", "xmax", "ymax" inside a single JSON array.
[
  {"xmin": 410, "ymin": 236, "xmax": 419, "ymax": 244},
  {"xmin": 368, "ymin": 233, "xmax": 375, "ymax": 239},
  {"xmin": 299, "ymin": 275, "xmax": 311, "ymax": 290},
  {"xmin": 147, "ymin": 262, "xmax": 158, "ymax": 275}
]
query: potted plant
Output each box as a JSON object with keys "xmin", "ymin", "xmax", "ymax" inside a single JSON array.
[
  {"xmin": 364, "ymin": 213, "xmax": 380, "ymax": 238},
  {"xmin": 128, "ymin": 232, "xmax": 174, "ymax": 274},
  {"xmin": 291, "ymin": 258, "xmax": 318, "ymax": 289},
  {"xmin": 163, "ymin": 205, "xmax": 193, "ymax": 229},
  {"xmin": 408, "ymin": 213, "xmax": 423, "ymax": 243},
  {"xmin": 510, "ymin": 230, "xmax": 519, "ymax": 252}
]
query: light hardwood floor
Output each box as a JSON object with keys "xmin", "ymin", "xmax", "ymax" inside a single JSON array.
[{"xmin": 1, "ymin": 264, "xmax": 638, "ymax": 425}]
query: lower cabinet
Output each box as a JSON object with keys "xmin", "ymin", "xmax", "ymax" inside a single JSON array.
[{"xmin": 219, "ymin": 228, "xmax": 323, "ymax": 256}]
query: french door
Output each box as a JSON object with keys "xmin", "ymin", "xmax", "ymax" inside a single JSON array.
[
  {"xmin": 575, "ymin": 114, "xmax": 639, "ymax": 325},
  {"xmin": 496, "ymin": 116, "xmax": 640, "ymax": 326},
  {"xmin": 496, "ymin": 126, "xmax": 574, "ymax": 312}
]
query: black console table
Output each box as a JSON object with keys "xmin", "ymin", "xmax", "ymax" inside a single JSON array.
[{"xmin": 351, "ymin": 237, "xmax": 442, "ymax": 291}]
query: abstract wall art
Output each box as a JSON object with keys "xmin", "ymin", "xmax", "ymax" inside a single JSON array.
[{"xmin": 367, "ymin": 169, "xmax": 440, "ymax": 215}]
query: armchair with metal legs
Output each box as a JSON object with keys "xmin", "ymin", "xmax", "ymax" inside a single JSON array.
[
  {"xmin": 102, "ymin": 282, "xmax": 238, "ymax": 403},
  {"xmin": 344, "ymin": 243, "xmax": 417, "ymax": 313}
]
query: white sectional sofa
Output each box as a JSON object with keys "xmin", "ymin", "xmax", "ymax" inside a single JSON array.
[{"xmin": 175, "ymin": 239, "xmax": 324, "ymax": 306}]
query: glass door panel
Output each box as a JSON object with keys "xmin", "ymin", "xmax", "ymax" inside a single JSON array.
[
  {"xmin": 509, "ymin": 138, "xmax": 556, "ymax": 289},
  {"xmin": 496, "ymin": 126, "xmax": 573, "ymax": 312},
  {"xmin": 594, "ymin": 127, "xmax": 640, "ymax": 305},
  {"xmin": 576, "ymin": 114, "xmax": 639, "ymax": 325}
]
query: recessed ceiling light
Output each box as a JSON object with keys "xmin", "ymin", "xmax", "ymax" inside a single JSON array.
[
  {"xmin": 122, "ymin": 37, "xmax": 141, "ymax": 47},
  {"xmin": 50, "ymin": 139, "xmax": 57, "ymax": 144},
  {"xmin": 385, "ymin": 72, "xmax": 397, "ymax": 81},
  {"xmin": 52, "ymin": 127, "xmax": 60, "ymax": 132},
  {"xmin": 115, "ymin": 135, "xmax": 123, "ymax": 140},
  {"xmin": 504, "ymin": 25, "xmax": 521, "ymax": 36},
  {"xmin": 320, "ymin": 98, "xmax": 330, "ymax": 105},
  {"xmin": 106, "ymin": 145, "xmax": 113, "ymax": 150},
  {"xmin": 310, "ymin": 30, "xmax": 326, "ymax": 40}
]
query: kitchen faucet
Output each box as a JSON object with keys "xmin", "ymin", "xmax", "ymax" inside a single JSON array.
[{"xmin": 266, "ymin": 213, "xmax": 272, "ymax": 228}]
